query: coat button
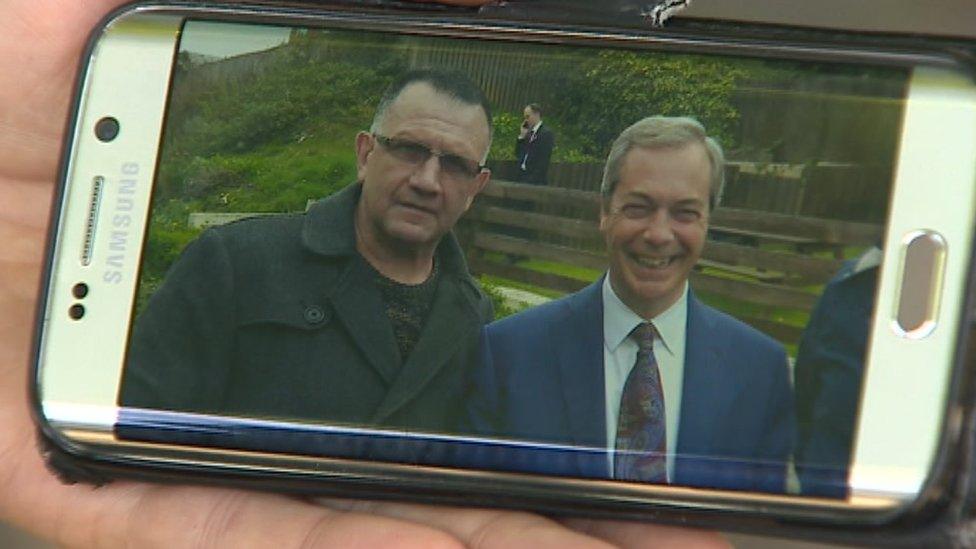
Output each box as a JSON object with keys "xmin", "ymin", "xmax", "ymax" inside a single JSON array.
[{"xmin": 303, "ymin": 305, "xmax": 328, "ymax": 324}]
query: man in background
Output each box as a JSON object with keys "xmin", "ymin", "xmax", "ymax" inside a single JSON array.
[
  {"xmin": 515, "ymin": 103, "xmax": 555, "ymax": 185},
  {"xmin": 794, "ymin": 246, "xmax": 881, "ymax": 498}
]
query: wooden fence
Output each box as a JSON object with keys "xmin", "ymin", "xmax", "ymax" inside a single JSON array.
[
  {"xmin": 458, "ymin": 180, "xmax": 883, "ymax": 347},
  {"xmin": 185, "ymin": 177, "xmax": 885, "ymax": 347},
  {"xmin": 490, "ymin": 160, "xmax": 890, "ymax": 224}
]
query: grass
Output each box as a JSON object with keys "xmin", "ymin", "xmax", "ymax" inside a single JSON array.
[
  {"xmin": 760, "ymin": 241, "xmax": 869, "ymax": 261},
  {"xmin": 695, "ymin": 291, "xmax": 810, "ymax": 327},
  {"xmin": 139, "ymin": 132, "xmax": 361, "ymax": 309},
  {"xmin": 517, "ymin": 258, "xmax": 602, "ymax": 282},
  {"xmin": 200, "ymin": 135, "xmax": 358, "ymax": 213},
  {"xmin": 479, "ymin": 273, "xmax": 566, "ymax": 300}
]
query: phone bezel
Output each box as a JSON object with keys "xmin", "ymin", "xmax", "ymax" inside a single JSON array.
[{"xmin": 30, "ymin": 0, "xmax": 976, "ymax": 533}]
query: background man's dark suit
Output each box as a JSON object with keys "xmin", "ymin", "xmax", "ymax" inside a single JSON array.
[
  {"xmin": 464, "ymin": 278, "xmax": 794, "ymax": 494},
  {"xmin": 794, "ymin": 250, "xmax": 879, "ymax": 498},
  {"xmin": 515, "ymin": 123, "xmax": 555, "ymax": 185}
]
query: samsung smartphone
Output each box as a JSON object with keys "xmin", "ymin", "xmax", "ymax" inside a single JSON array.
[{"xmin": 32, "ymin": 0, "xmax": 976, "ymax": 535}]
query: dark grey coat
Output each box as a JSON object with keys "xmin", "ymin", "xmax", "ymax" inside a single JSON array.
[{"xmin": 120, "ymin": 183, "xmax": 492, "ymax": 433}]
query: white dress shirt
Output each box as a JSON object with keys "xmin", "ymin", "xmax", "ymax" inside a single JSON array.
[
  {"xmin": 603, "ymin": 275, "xmax": 688, "ymax": 481},
  {"xmin": 519, "ymin": 121, "xmax": 543, "ymax": 170}
]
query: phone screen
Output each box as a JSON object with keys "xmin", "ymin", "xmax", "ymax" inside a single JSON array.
[{"xmin": 111, "ymin": 18, "xmax": 917, "ymax": 500}]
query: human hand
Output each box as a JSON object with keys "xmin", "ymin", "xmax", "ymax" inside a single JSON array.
[{"xmin": 0, "ymin": 1, "xmax": 727, "ymax": 546}]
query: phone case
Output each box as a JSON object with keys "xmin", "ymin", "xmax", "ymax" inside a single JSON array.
[{"xmin": 31, "ymin": 1, "xmax": 976, "ymax": 545}]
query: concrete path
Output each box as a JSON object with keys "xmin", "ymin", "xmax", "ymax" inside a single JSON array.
[{"xmin": 494, "ymin": 285, "xmax": 551, "ymax": 309}]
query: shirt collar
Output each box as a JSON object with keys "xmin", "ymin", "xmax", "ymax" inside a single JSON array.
[
  {"xmin": 531, "ymin": 121, "xmax": 543, "ymax": 133},
  {"xmin": 602, "ymin": 275, "xmax": 687, "ymax": 356},
  {"xmin": 852, "ymin": 245, "xmax": 883, "ymax": 274}
]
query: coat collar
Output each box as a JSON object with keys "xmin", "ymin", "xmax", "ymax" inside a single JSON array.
[{"xmin": 301, "ymin": 182, "xmax": 360, "ymax": 258}]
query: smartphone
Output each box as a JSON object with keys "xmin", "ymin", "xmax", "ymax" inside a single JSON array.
[{"xmin": 32, "ymin": 0, "xmax": 976, "ymax": 537}]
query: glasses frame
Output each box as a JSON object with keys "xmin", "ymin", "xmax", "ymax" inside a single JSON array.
[{"xmin": 372, "ymin": 133, "xmax": 487, "ymax": 181}]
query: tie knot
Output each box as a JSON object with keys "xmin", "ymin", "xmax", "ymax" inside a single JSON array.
[{"xmin": 630, "ymin": 322, "xmax": 656, "ymax": 352}]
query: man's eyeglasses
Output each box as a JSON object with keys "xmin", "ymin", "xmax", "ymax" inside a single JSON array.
[{"xmin": 373, "ymin": 134, "xmax": 485, "ymax": 181}]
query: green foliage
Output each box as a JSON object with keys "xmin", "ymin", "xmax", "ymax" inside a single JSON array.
[
  {"xmin": 143, "ymin": 216, "xmax": 202, "ymax": 277},
  {"xmin": 165, "ymin": 45, "xmax": 402, "ymax": 159},
  {"xmin": 142, "ymin": 32, "xmax": 758, "ymax": 308},
  {"xmin": 558, "ymin": 51, "xmax": 748, "ymax": 159},
  {"xmin": 135, "ymin": 197, "xmax": 204, "ymax": 315},
  {"xmin": 478, "ymin": 276, "xmax": 520, "ymax": 320},
  {"xmin": 180, "ymin": 147, "xmax": 356, "ymax": 213},
  {"xmin": 488, "ymin": 112, "xmax": 522, "ymax": 162},
  {"xmin": 489, "ymin": 111, "xmax": 604, "ymax": 164},
  {"xmin": 156, "ymin": 30, "xmax": 407, "ymax": 204},
  {"xmin": 162, "ymin": 66, "xmax": 373, "ymax": 168},
  {"xmin": 486, "ymin": 49, "xmax": 750, "ymax": 166},
  {"xmin": 479, "ymin": 270, "xmax": 566, "ymax": 301},
  {"xmin": 142, "ymin": 135, "xmax": 358, "ymax": 286},
  {"xmin": 517, "ymin": 259, "xmax": 601, "ymax": 283},
  {"xmin": 144, "ymin": 31, "xmax": 396, "ymax": 285}
]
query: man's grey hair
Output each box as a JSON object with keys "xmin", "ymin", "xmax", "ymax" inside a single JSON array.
[
  {"xmin": 600, "ymin": 116, "xmax": 725, "ymax": 211},
  {"xmin": 369, "ymin": 68, "xmax": 494, "ymax": 163}
]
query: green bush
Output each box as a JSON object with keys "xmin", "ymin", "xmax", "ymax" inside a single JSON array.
[
  {"xmin": 560, "ymin": 51, "xmax": 747, "ymax": 158},
  {"xmin": 163, "ymin": 57, "xmax": 399, "ymax": 160},
  {"xmin": 488, "ymin": 112, "xmax": 522, "ymax": 162},
  {"xmin": 486, "ymin": 49, "xmax": 750, "ymax": 166},
  {"xmin": 478, "ymin": 277, "xmax": 519, "ymax": 320}
]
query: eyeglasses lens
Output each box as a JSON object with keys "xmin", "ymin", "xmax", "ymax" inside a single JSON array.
[{"xmin": 378, "ymin": 135, "xmax": 480, "ymax": 179}]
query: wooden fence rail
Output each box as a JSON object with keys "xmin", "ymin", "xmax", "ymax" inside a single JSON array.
[{"xmin": 460, "ymin": 179, "xmax": 884, "ymax": 348}]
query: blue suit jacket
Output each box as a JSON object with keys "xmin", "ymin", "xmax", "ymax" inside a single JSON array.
[
  {"xmin": 794, "ymin": 257, "xmax": 878, "ymax": 498},
  {"xmin": 463, "ymin": 279, "xmax": 795, "ymax": 494}
]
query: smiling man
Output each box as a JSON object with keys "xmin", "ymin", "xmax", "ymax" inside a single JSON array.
[
  {"xmin": 466, "ymin": 116, "xmax": 794, "ymax": 493},
  {"xmin": 121, "ymin": 69, "xmax": 494, "ymax": 433}
]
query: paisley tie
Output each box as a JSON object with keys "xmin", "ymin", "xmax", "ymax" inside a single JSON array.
[{"xmin": 614, "ymin": 322, "xmax": 667, "ymax": 483}]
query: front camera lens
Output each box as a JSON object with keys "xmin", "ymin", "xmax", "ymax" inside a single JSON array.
[
  {"xmin": 94, "ymin": 117, "xmax": 120, "ymax": 142},
  {"xmin": 72, "ymin": 283, "xmax": 89, "ymax": 299},
  {"xmin": 68, "ymin": 304, "xmax": 85, "ymax": 320}
]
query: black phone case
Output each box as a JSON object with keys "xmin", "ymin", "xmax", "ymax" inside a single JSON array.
[{"xmin": 31, "ymin": 1, "xmax": 976, "ymax": 546}]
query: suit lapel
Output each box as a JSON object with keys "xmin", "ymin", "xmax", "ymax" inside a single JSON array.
[
  {"xmin": 675, "ymin": 294, "xmax": 742, "ymax": 476},
  {"xmin": 552, "ymin": 280, "xmax": 608, "ymax": 474},
  {"xmin": 371, "ymin": 275, "xmax": 478, "ymax": 423},
  {"xmin": 303, "ymin": 184, "xmax": 402, "ymax": 386},
  {"xmin": 327, "ymin": 256, "xmax": 401, "ymax": 385}
]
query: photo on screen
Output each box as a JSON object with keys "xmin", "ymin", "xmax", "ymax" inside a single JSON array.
[{"xmin": 116, "ymin": 19, "xmax": 910, "ymax": 498}]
